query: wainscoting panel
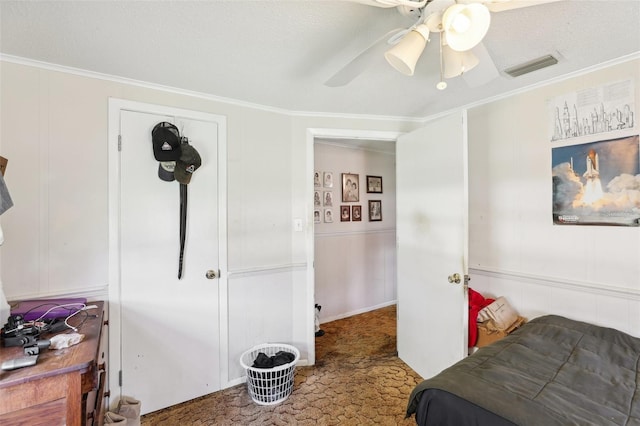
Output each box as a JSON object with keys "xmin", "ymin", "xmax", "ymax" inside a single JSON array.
[
  {"xmin": 227, "ymin": 265, "xmax": 308, "ymax": 382},
  {"xmin": 470, "ymin": 268, "xmax": 640, "ymax": 338}
]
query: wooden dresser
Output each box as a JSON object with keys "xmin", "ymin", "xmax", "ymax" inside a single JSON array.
[{"xmin": 0, "ymin": 301, "xmax": 107, "ymax": 426}]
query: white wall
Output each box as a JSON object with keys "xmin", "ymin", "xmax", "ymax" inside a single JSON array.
[
  {"xmin": 313, "ymin": 141, "xmax": 397, "ymax": 322},
  {"xmin": 0, "ymin": 59, "xmax": 418, "ymax": 384},
  {"xmin": 468, "ymin": 58, "xmax": 640, "ymax": 337},
  {"xmin": 3, "ymin": 52, "xmax": 636, "ymax": 392}
]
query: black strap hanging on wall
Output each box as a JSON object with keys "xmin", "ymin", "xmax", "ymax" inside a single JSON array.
[
  {"xmin": 175, "ymin": 137, "xmax": 201, "ymax": 279},
  {"xmin": 178, "ymin": 183, "xmax": 187, "ymax": 279}
]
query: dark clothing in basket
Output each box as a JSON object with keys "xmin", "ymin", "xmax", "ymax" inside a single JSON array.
[{"xmin": 252, "ymin": 351, "xmax": 296, "ymax": 369}]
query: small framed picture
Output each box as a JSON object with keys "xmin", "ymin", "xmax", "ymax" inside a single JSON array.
[
  {"xmin": 314, "ymin": 191, "xmax": 321, "ymax": 207},
  {"xmin": 341, "ymin": 173, "xmax": 359, "ymax": 202},
  {"xmin": 324, "ymin": 208, "xmax": 333, "ymax": 223},
  {"xmin": 323, "ymin": 172, "xmax": 334, "ymax": 188},
  {"xmin": 314, "ymin": 210, "xmax": 321, "ymax": 224},
  {"xmin": 352, "ymin": 205, "xmax": 362, "ymax": 222},
  {"xmin": 340, "ymin": 205, "xmax": 350, "ymax": 222},
  {"xmin": 323, "ymin": 191, "xmax": 333, "ymax": 207},
  {"xmin": 366, "ymin": 175, "xmax": 383, "ymax": 193},
  {"xmin": 368, "ymin": 200, "xmax": 382, "ymax": 221},
  {"xmin": 314, "ymin": 171, "xmax": 321, "ymax": 187}
]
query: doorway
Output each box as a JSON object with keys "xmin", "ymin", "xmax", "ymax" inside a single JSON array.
[
  {"xmin": 307, "ymin": 129, "xmax": 401, "ymax": 363},
  {"xmin": 108, "ymin": 100, "xmax": 228, "ymax": 415}
]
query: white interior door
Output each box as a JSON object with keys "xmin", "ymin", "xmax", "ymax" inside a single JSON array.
[
  {"xmin": 396, "ymin": 111, "xmax": 469, "ymax": 380},
  {"xmin": 119, "ymin": 109, "xmax": 220, "ymax": 414}
]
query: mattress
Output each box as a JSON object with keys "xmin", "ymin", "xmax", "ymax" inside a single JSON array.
[{"xmin": 406, "ymin": 315, "xmax": 640, "ymax": 426}]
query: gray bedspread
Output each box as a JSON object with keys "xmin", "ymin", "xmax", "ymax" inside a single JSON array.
[{"xmin": 406, "ymin": 315, "xmax": 640, "ymax": 425}]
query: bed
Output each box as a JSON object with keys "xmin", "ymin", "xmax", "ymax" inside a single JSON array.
[{"xmin": 406, "ymin": 315, "xmax": 640, "ymax": 426}]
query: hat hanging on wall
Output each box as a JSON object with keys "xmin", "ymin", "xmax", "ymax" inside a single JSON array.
[
  {"xmin": 175, "ymin": 141, "xmax": 202, "ymax": 184},
  {"xmin": 158, "ymin": 161, "xmax": 176, "ymax": 182},
  {"xmin": 151, "ymin": 122, "xmax": 181, "ymax": 162}
]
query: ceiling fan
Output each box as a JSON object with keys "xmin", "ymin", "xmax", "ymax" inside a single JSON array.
[{"xmin": 325, "ymin": 0, "xmax": 562, "ymax": 89}]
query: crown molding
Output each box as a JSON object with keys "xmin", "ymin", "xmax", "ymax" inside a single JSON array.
[
  {"xmin": 1, "ymin": 52, "xmax": 638, "ymax": 124},
  {"xmin": 0, "ymin": 53, "xmax": 421, "ymax": 123}
]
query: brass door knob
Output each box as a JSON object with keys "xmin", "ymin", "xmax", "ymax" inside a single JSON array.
[{"xmin": 448, "ymin": 273, "xmax": 461, "ymax": 284}]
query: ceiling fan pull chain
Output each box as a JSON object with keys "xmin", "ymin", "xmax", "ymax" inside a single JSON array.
[{"xmin": 437, "ymin": 32, "xmax": 447, "ymax": 90}]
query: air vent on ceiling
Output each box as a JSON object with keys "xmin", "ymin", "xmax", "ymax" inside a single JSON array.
[{"xmin": 504, "ymin": 54, "xmax": 558, "ymax": 78}]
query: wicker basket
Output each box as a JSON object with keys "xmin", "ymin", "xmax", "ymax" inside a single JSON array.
[{"xmin": 239, "ymin": 343, "xmax": 300, "ymax": 405}]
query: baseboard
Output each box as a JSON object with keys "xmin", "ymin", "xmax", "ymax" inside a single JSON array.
[{"xmin": 320, "ymin": 301, "xmax": 396, "ymax": 325}]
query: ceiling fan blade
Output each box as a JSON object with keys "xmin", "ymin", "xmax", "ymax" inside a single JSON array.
[
  {"xmin": 484, "ymin": 0, "xmax": 563, "ymax": 13},
  {"xmin": 324, "ymin": 28, "xmax": 408, "ymax": 87},
  {"xmin": 341, "ymin": 0, "xmax": 429, "ymax": 8},
  {"xmin": 344, "ymin": 0, "xmax": 398, "ymax": 8},
  {"xmin": 461, "ymin": 42, "xmax": 500, "ymax": 87}
]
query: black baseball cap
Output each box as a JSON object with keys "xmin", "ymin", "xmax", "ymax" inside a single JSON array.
[{"xmin": 152, "ymin": 122, "xmax": 181, "ymax": 161}]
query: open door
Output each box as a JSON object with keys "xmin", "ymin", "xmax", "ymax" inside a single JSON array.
[{"xmin": 396, "ymin": 111, "xmax": 469, "ymax": 380}]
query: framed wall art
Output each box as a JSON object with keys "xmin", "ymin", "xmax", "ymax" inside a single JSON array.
[
  {"xmin": 340, "ymin": 205, "xmax": 350, "ymax": 222},
  {"xmin": 323, "ymin": 172, "xmax": 333, "ymax": 188},
  {"xmin": 323, "ymin": 191, "xmax": 333, "ymax": 207},
  {"xmin": 366, "ymin": 175, "xmax": 383, "ymax": 193},
  {"xmin": 341, "ymin": 173, "xmax": 359, "ymax": 202},
  {"xmin": 314, "ymin": 210, "xmax": 321, "ymax": 224},
  {"xmin": 352, "ymin": 205, "xmax": 362, "ymax": 221},
  {"xmin": 314, "ymin": 191, "xmax": 321, "ymax": 207},
  {"xmin": 324, "ymin": 209, "xmax": 333, "ymax": 223},
  {"xmin": 368, "ymin": 200, "xmax": 382, "ymax": 221}
]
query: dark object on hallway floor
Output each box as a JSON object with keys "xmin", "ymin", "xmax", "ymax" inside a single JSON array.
[{"xmin": 314, "ymin": 303, "xmax": 324, "ymax": 337}]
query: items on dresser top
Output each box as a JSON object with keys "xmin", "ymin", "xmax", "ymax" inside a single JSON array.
[{"xmin": 9, "ymin": 297, "xmax": 88, "ymax": 321}]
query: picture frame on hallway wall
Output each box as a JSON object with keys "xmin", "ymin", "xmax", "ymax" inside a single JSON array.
[
  {"xmin": 352, "ymin": 205, "xmax": 362, "ymax": 221},
  {"xmin": 341, "ymin": 173, "xmax": 359, "ymax": 202},
  {"xmin": 366, "ymin": 175, "xmax": 383, "ymax": 193},
  {"xmin": 323, "ymin": 191, "xmax": 333, "ymax": 207},
  {"xmin": 324, "ymin": 209, "xmax": 333, "ymax": 223},
  {"xmin": 368, "ymin": 200, "xmax": 382, "ymax": 221},
  {"xmin": 323, "ymin": 172, "xmax": 334, "ymax": 188},
  {"xmin": 340, "ymin": 205, "xmax": 350, "ymax": 222}
]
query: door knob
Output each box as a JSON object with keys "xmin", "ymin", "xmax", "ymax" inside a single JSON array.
[
  {"xmin": 205, "ymin": 270, "xmax": 218, "ymax": 279},
  {"xmin": 448, "ymin": 273, "xmax": 461, "ymax": 284}
]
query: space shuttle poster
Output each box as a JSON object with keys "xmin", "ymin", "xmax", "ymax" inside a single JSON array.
[{"xmin": 552, "ymin": 135, "xmax": 640, "ymax": 226}]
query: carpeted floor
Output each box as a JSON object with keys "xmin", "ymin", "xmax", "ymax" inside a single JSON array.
[{"xmin": 140, "ymin": 305, "xmax": 423, "ymax": 425}]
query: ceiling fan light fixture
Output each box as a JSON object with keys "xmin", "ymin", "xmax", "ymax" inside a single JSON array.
[
  {"xmin": 425, "ymin": 12, "xmax": 444, "ymax": 33},
  {"xmin": 442, "ymin": 3, "xmax": 490, "ymax": 52},
  {"xmin": 443, "ymin": 45, "xmax": 479, "ymax": 78},
  {"xmin": 451, "ymin": 13, "xmax": 471, "ymax": 33},
  {"xmin": 384, "ymin": 24, "xmax": 430, "ymax": 76}
]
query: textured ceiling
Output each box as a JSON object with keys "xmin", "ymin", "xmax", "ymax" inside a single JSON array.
[{"xmin": 1, "ymin": 0, "xmax": 639, "ymax": 118}]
